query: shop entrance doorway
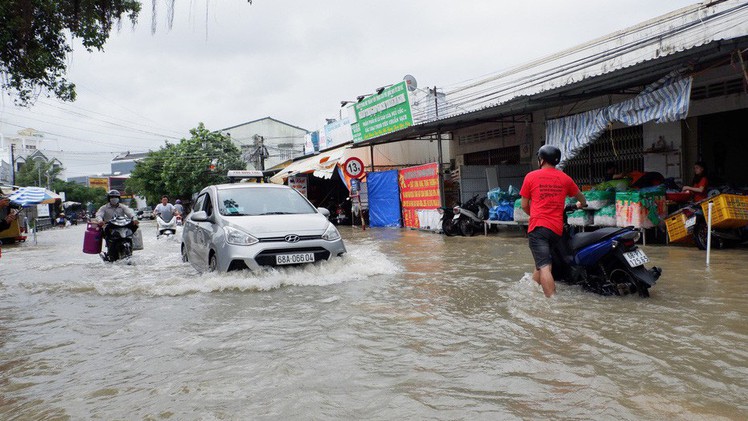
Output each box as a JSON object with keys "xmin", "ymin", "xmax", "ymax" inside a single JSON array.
[{"xmin": 698, "ymin": 108, "xmax": 748, "ymax": 188}]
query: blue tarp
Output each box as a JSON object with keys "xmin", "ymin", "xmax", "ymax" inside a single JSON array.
[{"xmin": 368, "ymin": 170, "xmax": 401, "ymax": 227}]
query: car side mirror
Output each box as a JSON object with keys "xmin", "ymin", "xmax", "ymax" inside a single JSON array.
[
  {"xmin": 317, "ymin": 207, "xmax": 330, "ymax": 217},
  {"xmin": 191, "ymin": 210, "xmax": 209, "ymax": 222}
]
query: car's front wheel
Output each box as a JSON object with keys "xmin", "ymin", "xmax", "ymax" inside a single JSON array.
[{"xmin": 208, "ymin": 253, "xmax": 217, "ymax": 272}]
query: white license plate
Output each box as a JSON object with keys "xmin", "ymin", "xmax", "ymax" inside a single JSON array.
[
  {"xmin": 685, "ymin": 216, "xmax": 696, "ymax": 229},
  {"xmin": 623, "ymin": 249, "xmax": 649, "ymax": 267},
  {"xmin": 276, "ymin": 252, "xmax": 315, "ymax": 265}
]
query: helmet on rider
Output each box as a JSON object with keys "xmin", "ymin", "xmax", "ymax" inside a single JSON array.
[
  {"xmin": 107, "ymin": 190, "xmax": 121, "ymax": 206},
  {"xmin": 537, "ymin": 145, "xmax": 561, "ymax": 166},
  {"xmin": 175, "ymin": 199, "xmax": 182, "ymax": 204}
]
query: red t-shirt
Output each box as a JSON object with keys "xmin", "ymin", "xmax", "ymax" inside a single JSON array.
[
  {"xmin": 520, "ymin": 167, "xmax": 580, "ymax": 235},
  {"xmin": 692, "ymin": 177, "xmax": 708, "ymax": 202}
]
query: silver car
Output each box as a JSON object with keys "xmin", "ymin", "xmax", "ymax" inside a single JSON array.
[{"xmin": 181, "ymin": 183, "xmax": 346, "ymax": 272}]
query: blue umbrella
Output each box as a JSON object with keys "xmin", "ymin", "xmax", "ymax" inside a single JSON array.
[{"xmin": 7, "ymin": 187, "xmax": 61, "ymax": 207}]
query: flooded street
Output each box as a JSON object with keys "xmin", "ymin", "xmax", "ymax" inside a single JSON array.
[{"xmin": 1, "ymin": 222, "xmax": 746, "ymax": 420}]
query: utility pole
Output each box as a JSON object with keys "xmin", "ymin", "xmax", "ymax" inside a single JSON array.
[
  {"xmin": 251, "ymin": 135, "xmax": 269, "ymax": 171},
  {"xmin": 433, "ymin": 86, "xmax": 445, "ymax": 207},
  {"xmin": 10, "ymin": 143, "xmax": 15, "ymax": 185}
]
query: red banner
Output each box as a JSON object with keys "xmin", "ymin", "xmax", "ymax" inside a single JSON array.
[{"xmin": 398, "ymin": 163, "xmax": 440, "ymax": 228}]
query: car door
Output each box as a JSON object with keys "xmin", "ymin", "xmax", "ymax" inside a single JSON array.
[
  {"xmin": 192, "ymin": 192, "xmax": 216, "ymax": 270},
  {"xmin": 185, "ymin": 193, "xmax": 207, "ymax": 268}
]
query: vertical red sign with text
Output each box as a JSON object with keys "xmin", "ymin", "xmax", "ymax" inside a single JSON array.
[{"xmin": 398, "ymin": 163, "xmax": 440, "ymax": 229}]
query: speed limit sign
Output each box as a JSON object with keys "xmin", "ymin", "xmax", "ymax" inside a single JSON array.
[{"xmin": 343, "ymin": 157, "xmax": 365, "ymax": 179}]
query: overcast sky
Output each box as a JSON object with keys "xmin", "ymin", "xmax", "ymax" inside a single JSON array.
[{"xmin": 0, "ymin": 0, "xmax": 699, "ymax": 178}]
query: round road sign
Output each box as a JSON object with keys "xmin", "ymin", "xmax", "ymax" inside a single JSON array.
[{"xmin": 343, "ymin": 157, "xmax": 365, "ymax": 179}]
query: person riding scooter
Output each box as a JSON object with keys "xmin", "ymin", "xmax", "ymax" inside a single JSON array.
[
  {"xmin": 153, "ymin": 195, "xmax": 178, "ymax": 236},
  {"xmin": 174, "ymin": 199, "xmax": 184, "ymax": 226},
  {"xmin": 96, "ymin": 190, "xmax": 139, "ymax": 261}
]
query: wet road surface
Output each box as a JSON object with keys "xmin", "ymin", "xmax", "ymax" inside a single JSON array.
[{"xmin": 0, "ymin": 222, "xmax": 746, "ymax": 420}]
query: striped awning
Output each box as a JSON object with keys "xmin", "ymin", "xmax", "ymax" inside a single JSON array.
[
  {"xmin": 546, "ymin": 73, "xmax": 692, "ymax": 167},
  {"xmin": 8, "ymin": 186, "xmax": 61, "ymax": 207}
]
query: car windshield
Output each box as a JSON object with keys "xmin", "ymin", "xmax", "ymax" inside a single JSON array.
[{"xmin": 217, "ymin": 187, "xmax": 317, "ymax": 216}]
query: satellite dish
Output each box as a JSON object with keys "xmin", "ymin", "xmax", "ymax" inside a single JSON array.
[{"xmin": 403, "ymin": 74, "xmax": 417, "ymax": 92}]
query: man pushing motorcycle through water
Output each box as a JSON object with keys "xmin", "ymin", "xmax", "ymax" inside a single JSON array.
[
  {"xmin": 520, "ymin": 145, "xmax": 587, "ymax": 298},
  {"xmin": 95, "ymin": 190, "xmax": 139, "ymax": 261}
]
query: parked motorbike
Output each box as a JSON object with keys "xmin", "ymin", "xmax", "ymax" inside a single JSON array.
[
  {"xmin": 436, "ymin": 206, "xmax": 459, "ymax": 236},
  {"xmin": 679, "ymin": 203, "xmax": 748, "ymax": 250},
  {"xmin": 101, "ymin": 216, "xmax": 137, "ymax": 262},
  {"xmin": 551, "ymin": 204, "xmax": 662, "ymax": 297},
  {"xmin": 333, "ymin": 199, "xmax": 350, "ymax": 226},
  {"xmin": 156, "ymin": 214, "xmax": 177, "ymax": 237},
  {"xmin": 452, "ymin": 195, "xmax": 489, "ymax": 236}
]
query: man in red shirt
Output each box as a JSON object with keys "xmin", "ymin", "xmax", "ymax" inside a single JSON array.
[{"xmin": 520, "ymin": 145, "xmax": 586, "ymax": 297}]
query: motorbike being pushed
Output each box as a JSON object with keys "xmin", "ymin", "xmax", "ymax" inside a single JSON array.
[
  {"xmin": 101, "ymin": 216, "xmax": 138, "ymax": 262},
  {"xmin": 551, "ymin": 204, "xmax": 662, "ymax": 297},
  {"xmin": 452, "ymin": 194, "xmax": 489, "ymax": 236}
]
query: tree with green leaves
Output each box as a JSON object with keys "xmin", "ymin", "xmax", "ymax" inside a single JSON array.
[
  {"xmin": 51, "ymin": 179, "xmax": 108, "ymax": 209},
  {"xmin": 14, "ymin": 158, "xmax": 64, "ymax": 188},
  {"xmin": 1, "ymin": 1, "xmax": 252, "ymax": 105},
  {"xmin": 127, "ymin": 123, "xmax": 246, "ymax": 205},
  {"xmin": 0, "ymin": 0, "xmax": 141, "ymax": 105}
]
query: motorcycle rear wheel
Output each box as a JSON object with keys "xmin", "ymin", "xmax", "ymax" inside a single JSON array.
[
  {"xmin": 693, "ymin": 221, "xmax": 726, "ymax": 250},
  {"xmin": 459, "ymin": 218, "xmax": 475, "ymax": 237}
]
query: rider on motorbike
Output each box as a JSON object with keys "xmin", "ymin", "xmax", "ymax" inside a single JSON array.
[
  {"xmin": 174, "ymin": 199, "xmax": 184, "ymax": 217},
  {"xmin": 520, "ymin": 145, "xmax": 587, "ymax": 297},
  {"xmin": 153, "ymin": 195, "xmax": 177, "ymax": 221},
  {"xmin": 95, "ymin": 190, "xmax": 139, "ymax": 260}
]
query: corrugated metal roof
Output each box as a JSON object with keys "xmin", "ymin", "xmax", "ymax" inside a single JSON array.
[
  {"xmin": 441, "ymin": 0, "xmax": 748, "ymax": 119},
  {"xmin": 353, "ymin": 1, "xmax": 748, "ymax": 148}
]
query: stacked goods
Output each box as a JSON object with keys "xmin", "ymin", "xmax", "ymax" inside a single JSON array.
[
  {"xmin": 593, "ymin": 204, "xmax": 617, "ymax": 226},
  {"xmin": 584, "ymin": 190, "xmax": 615, "ymax": 210},
  {"xmin": 513, "ymin": 199, "xmax": 529, "ymax": 222},
  {"xmin": 615, "ymin": 186, "xmax": 666, "ymax": 228},
  {"xmin": 487, "ymin": 185, "xmax": 520, "ymax": 206},
  {"xmin": 595, "ymin": 178, "xmax": 630, "ymax": 192},
  {"xmin": 699, "ymin": 194, "xmax": 748, "ymax": 229},
  {"xmin": 568, "ymin": 209, "xmax": 594, "ymax": 226}
]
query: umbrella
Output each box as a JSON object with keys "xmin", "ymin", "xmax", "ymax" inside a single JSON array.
[{"xmin": 7, "ymin": 187, "xmax": 61, "ymax": 207}]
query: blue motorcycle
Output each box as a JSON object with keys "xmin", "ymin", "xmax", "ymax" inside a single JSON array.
[{"xmin": 552, "ymin": 205, "xmax": 662, "ymax": 297}]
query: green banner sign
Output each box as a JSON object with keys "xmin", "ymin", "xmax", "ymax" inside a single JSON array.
[{"xmin": 352, "ymin": 81, "xmax": 413, "ymax": 142}]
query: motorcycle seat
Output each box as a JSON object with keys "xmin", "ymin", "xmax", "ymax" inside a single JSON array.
[{"xmin": 570, "ymin": 227, "xmax": 628, "ymax": 251}]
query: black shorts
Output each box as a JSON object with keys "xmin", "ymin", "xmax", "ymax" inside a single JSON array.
[{"xmin": 528, "ymin": 227, "xmax": 561, "ymax": 269}]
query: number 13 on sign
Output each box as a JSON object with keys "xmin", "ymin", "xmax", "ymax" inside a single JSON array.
[{"xmin": 343, "ymin": 157, "xmax": 365, "ymax": 179}]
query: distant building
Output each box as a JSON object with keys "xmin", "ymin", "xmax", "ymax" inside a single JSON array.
[
  {"xmin": 0, "ymin": 128, "xmax": 66, "ymax": 184},
  {"xmin": 220, "ymin": 117, "xmax": 308, "ymax": 171},
  {"xmin": 111, "ymin": 151, "xmax": 151, "ymax": 175}
]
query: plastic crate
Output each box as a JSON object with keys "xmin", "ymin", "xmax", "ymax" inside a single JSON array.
[
  {"xmin": 665, "ymin": 211, "xmax": 692, "ymax": 243},
  {"xmin": 700, "ymin": 194, "xmax": 748, "ymax": 229}
]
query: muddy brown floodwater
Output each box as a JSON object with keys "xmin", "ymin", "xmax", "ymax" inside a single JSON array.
[{"xmin": 0, "ymin": 223, "xmax": 745, "ymax": 420}]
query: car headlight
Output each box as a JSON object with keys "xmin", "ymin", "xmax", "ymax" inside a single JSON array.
[
  {"xmin": 223, "ymin": 226, "xmax": 259, "ymax": 246},
  {"xmin": 321, "ymin": 223, "xmax": 341, "ymax": 241}
]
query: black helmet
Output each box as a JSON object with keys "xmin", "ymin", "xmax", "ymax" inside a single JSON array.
[
  {"xmin": 537, "ymin": 145, "xmax": 561, "ymax": 166},
  {"xmin": 107, "ymin": 189, "xmax": 121, "ymax": 198}
]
